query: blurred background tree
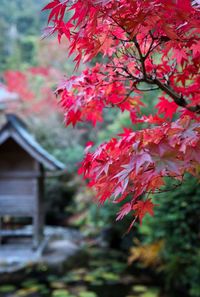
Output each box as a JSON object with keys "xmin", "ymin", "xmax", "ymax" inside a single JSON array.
[{"xmin": 0, "ymin": 0, "xmax": 47, "ymax": 70}]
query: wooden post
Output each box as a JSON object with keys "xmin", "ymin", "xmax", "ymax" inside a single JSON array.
[
  {"xmin": 0, "ymin": 216, "xmax": 2, "ymax": 244},
  {"xmin": 33, "ymin": 213, "xmax": 39, "ymax": 249},
  {"xmin": 38, "ymin": 165, "xmax": 45, "ymax": 246},
  {"xmin": 33, "ymin": 164, "xmax": 44, "ymax": 249}
]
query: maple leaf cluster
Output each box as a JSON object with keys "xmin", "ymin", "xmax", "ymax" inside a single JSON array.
[{"xmin": 43, "ymin": 0, "xmax": 200, "ymax": 227}]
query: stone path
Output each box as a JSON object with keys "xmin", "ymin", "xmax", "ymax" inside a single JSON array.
[{"xmin": 0, "ymin": 226, "xmax": 83, "ymax": 273}]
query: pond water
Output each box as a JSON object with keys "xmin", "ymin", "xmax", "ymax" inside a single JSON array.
[{"xmin": 0, "ymin": 247, "xmax": 161, "ymax": 297}]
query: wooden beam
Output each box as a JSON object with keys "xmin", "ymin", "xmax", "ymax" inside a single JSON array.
[{"xmin": 0, "ymin": 171, "xmax": 40, "ymax": 178}]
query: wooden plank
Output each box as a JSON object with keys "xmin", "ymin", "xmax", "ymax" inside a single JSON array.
[
  {"xmin": 0, "ymin": 195, "xmax": 35, "ymax": 216},
  {"xmin": 0, "ymin": 229, "xmax": 32, "ymax": 237},
  {"xmin": 0, "ymin": 179, "xmax": 35, "ymax": 195}
]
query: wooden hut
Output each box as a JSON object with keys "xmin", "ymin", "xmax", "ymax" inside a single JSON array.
[{"xmin": 0, "ymin": 114, "xmax": 64, "ymax": 248}]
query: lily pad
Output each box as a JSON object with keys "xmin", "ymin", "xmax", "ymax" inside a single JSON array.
[
  {"xmin": 101, "ymin": 272, "xmax": 120, "ymax": 282},
  {"xmin": 83, "ymin": 274, "xmax": 96, "ymax": 282},
  {"xmin": 133, "ymin": 285, "xmax": 147, "ymax": 293},
  {"xmin": 63, "ymin": 273, "xmax": 83, "ymax": 282},
  {"xmin": 47, "ymin": 275, "xmax": 59, "ymax": 282},
  {"xmin": 0, "ymin": 285, "xmax": 16, "ymax": 293},
  {"xmin": 31, "ymin": 284, "xmax": 48, "ymax": 292},
  {"xmin": 73, "ymin": 268, "xmax": 88, "ymax": 275},
  {"xmin": 110, "ymin": 262, "xmax": 126, "ymax": 273},
  {"xmin": 40, "ymin": 287, "xmax": 50, "ymax": 295},
  {"xmin": 51, "ymin": 282, "xmax": 67, "ymax": 289},
  {"xmin": 21, "ymin": 279, "xmax": 38, "ymax": 288},
  {"xmin": 90, "ymin": 280, "xmax": 103, "ymax": 286},
  {"xmin": 52, "ymin": 289, "xmax": 70, "ymax": 297},
  {"xmin": 69, "ymin": 285, "xmax": 87, "ymax": 295},
  {"xmin": 140, "ymin": 288, "xmax": 159, "ymax": 297},
  {"xmin": 16, "ymin": 287, "xmax": 39, "ymax": 297},
  {"xmin": 16, "ymin": 289, "xmax": 29, "ymax": 297},
  {"xmin": 89, "ymin": 260, "xmax": 102, "ymax": 268},
  {"xmin": 78, "ymin": 291, "xmax": 97, "ymax": 297}
]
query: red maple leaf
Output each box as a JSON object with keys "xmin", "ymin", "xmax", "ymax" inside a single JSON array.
[
  {"xmin": 156, "ymin": 97, "xmax": 178, "ymax": 119},
  {"xmin": 116, "ymin": 203, "xmax": 132, "ymax": 221},
  {"xmin": 132, "ymin": 199, "xmax": 156, "ymax": 225}
]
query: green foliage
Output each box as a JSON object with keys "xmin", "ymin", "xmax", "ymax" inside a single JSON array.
[
  {"xmin": 30, "ymin": 116, "xmax": 84, "ymax": 172},
  {"xmin": 19, "ymin": 36, "xmax": 38, "ymax": 65},
  {"xmin": 97, "ymin": 110, "xmax": 131, "ymax": 143},
  {"xmin": 97, "ymin": 87, "xmax": 161, "ymax": 144},
  {"xmin": 0, "ymin": 0, "xmax": 47, "ymax": 72},
  {"xmin": 141, "ymin": 175, "xmax": 200, "ymax": 297}
]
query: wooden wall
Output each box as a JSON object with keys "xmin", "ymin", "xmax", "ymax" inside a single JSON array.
[
  {"xmin": 0, "ymin": 138, "xmax": 39, "ymax": 217},
  {"xmin": 0, "ymin": 138, "xmax": 44, "ymax": 247},
  {"xmin": 0, "ymin": 138, "xmax": 35, "ymax": 172}
]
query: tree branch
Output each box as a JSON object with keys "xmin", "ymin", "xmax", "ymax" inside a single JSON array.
[
  {"xmin": 132, "ymin": 35, "xmax": 200, "ymax": 113},
  {"xmin": 148, "ymin": 77, "xmax": 200, "ymax": 113},
  {"xmin": 133, "ymin": 37, "xmax": 147, "ymax": 79}
]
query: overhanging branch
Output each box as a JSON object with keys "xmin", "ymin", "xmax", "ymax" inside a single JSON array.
[
  {"xmin": 132, "ymin": 36, "xmax": 200, "ymax": 113},
  {"xmin": 146, "ymin": 77, "xmax": 200, "ymax": 113}
]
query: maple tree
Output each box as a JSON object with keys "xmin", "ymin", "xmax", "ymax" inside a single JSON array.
[{"xmin": 43, "ymin": 0, "xmax": 200, "ymax": 227}]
